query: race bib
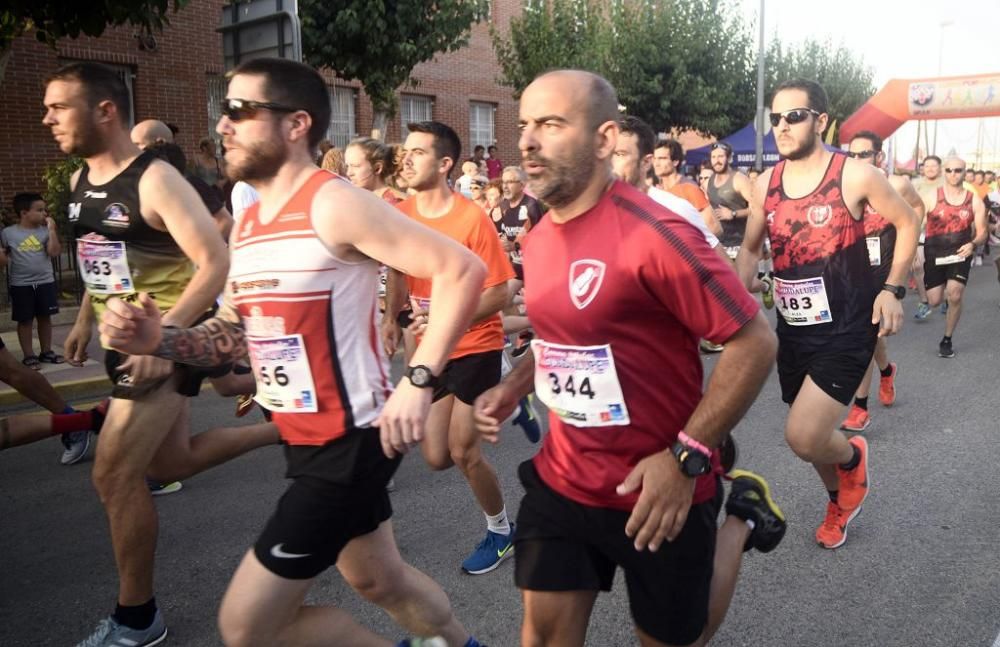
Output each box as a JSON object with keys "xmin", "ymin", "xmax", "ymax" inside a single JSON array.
[
  {"xmin": 866, "ymin": 237, "xmax": 881, "ymax": 267},
  {"xmin": 247, "ymin": 334, "xmax": 318, "ymax": 413},
  {"xmin": 531, "ymin": 340, "xmax": 630, "ymax": 427},
  {"xmin": 774, "ymin": 276, "xmax": 832, "ymax": 326},
  {"xmin": 935, "ymin": 254, "xmax": 965, "ymax": 266},
  {"xmin": 76, "ymin": 239, "xmax": 134, "ymax": 295}
]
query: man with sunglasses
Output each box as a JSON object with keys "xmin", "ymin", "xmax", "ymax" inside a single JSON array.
[
  {"xmin": 100, "ymin": 58, "xmax": 488, "ymax": 647},
  {"xmin": 920, "ymin": 156, "xmax": 988, "ymax": 358},
  {"xmin": 737, "ymin": 78, "xmax": 919, "ymax": 549},
  {"xmin": 839, "ymin": 131, "xmax": 925, "ymax": 432}
]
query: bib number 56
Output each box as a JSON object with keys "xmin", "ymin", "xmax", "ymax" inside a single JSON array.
[
  {"xmin": 548, "ymin": 373, "xmax": 595, "ymax": 399},
  {"xmin": 258, "ymin": 365, "xmax": 289, "ymax": 387}
]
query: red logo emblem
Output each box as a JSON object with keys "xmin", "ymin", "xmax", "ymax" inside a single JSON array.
[
  {"xmin": 569, "ymin": 259, "xmax": 606, "ymax": 310},
  {"xmin": 807, "ymin": 204, "xmax": 832, "ymax": 228}
]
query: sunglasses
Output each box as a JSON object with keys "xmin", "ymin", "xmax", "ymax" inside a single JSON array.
[
  {"xmin": 847, "ymin": 150, "xmax": 876, "ymax": 159},
  {"xmin": 769, "ymin": 108, "xmax": 820, "ymax": 127},
  {"xmin": 710, "ymin": 142, "xmax": 732, "ymax": 153},
  {"xmin": 944, "ymin": 167, "xmax": 966, "ymax": 174},
  {"xmin": 220, "ymin": 98, "xmax": 300, "ymax": 122}
]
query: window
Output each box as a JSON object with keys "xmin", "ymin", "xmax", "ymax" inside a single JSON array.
[
  {"xmin": 327, "ymin": 86, "xmax": 357, "ymax": 148},
  {"xmin": 207, "ymin": 74, "xmax": 227, "ymax": 138},
  {"xmin": 469, "ymin": 102, "xmax": 496, "ymax": 150},
  {"xmin": 400, "ymin": 95, "xmax": 433, "ymax": 136}
]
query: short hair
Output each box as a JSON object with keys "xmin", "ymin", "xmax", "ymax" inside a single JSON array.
[
  {"xmin": 321, "ymin": 147, "xmax": 346, "ymax": 175},
  {"xmin": 699, "ymin": 160, "xmax": 713, "ymax": 171},
  {"xmin": 655, "ymin": 138, "xmax": 685, "ymax": 164},
  {"xmin": 502, "ymin": 166, "xmax": 527, "ymax": 182},
  {"xmin": 772, "ymin": 78, "xmax": 829, "ymax": 115},
  {"xmin": 487, "ymin": 145, "xmax": 498, "ymax": 152},
  {"xmin": 710, "ymin": 141, "xmax": 733, "ymax": 156},
  {"xmin": 45, "ymin": 61, "xmax": 131, "ymax": 125},
  {"xmin": 166, "ymin": 123, "xmax": 180, "ymax": 136},
  {"xmin": 406, "ymin": 121, "xmax": 461, "ymax": 174},
  {"xmin": 485, "ymin": 179, "xmax": 502, "ymax": 193},
  {"xmin": 13, "ymin": 193, "xmax": 44, "ymax": 215},
  {"xmin": 923, "ymin": 155, "xmax": 942, "ymax": 165},
  {"xmin": 851, "ymin": 130, "xmax": 883, "ymax": 154},
  {"xmin": 347, "ymin": 137, "xmax": 396, "ymax": 181},
  {"xmin": 618, "ymin": 116, "xmax": 656, "ymax": 158},
  {"xmin": 975, "ymin": 170, "xmax": 985, "ymax": 177},
  {"xmin": 474, "ymin": 145, "xmax": 485, "ymax": 153},
  {"xmin": 146, "ymin": 142, "xmax": 187, "ymax": 172},
  {"xmin": 582, "ymin": 73, "xmax": 619, "ymax": 131},
  {"xmin": 228, "ymin": 57, "xmax": 331, "ymax": 150}
]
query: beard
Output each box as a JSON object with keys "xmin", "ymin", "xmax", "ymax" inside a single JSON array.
[
  {"xmin": 781, "ymin": 135, "xmax": 818, "ymax": 161},
  {"xmin": 525, "ymin": 144, "xmax": 594, "ymax": 209},
  {"xmin": 225, "ymin": 137, "xmax": 286, "ymax": 183},
  {"xmin": 64, "ymin": 120, "xmax": 106, "ymax": 158}
]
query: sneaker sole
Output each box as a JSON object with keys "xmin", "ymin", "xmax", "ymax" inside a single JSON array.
[
  {"xmin": 840, "ymin": 418, "xmax": 871, "ymax": 433},
  {"xmin": 462, "ymin": 546, "xmax": 514, "ymax": 575},
  {"xmin": 145, "ymin": 628, "xmax": 168, "ymax": 647},
  {"xmin": 728, "ymin": 469, "xmax": 785, "ymax": 523},
  {"xmin": 817, "ymin": 505, "xmax": 863, "ymax": 550}
]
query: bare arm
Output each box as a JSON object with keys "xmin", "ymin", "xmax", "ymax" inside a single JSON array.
[
  {"xmin": 470, "ymin": 283, "xmax": 509, "ymax": 326},
  {"xmin": 734, "ymin": 171, "xmax": 771, "ymax": 288},
  {"xmin": 971, "ymin": 194, "xmax": 988, "ymax": 247},
  {"xmin": 213, "ymin": 206, "xmax": 234, "ymax": 241},
  {"xmin": 700, "ymin": 205, "xmax": 722, "ymax": 237},
  {"xmin": 155, "ymin": 317, "xmax": 246, "ymax": 367},
  {"xmin": 383, "ymin": 268, "xmax": 409, "ymax": 320},
  {"xmin": 45, "ymin": 219, "xmax": 62, "ymax": 257}
]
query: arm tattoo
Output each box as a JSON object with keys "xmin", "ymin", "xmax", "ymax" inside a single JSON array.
[{"xmin": 155, "ymin": 317, "xmax": 247, "ymax": 367}]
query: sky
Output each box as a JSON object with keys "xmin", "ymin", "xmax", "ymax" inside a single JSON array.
[{"xmin": 739, "ymin": 0, "xmax": 1000, "ymax": 168}]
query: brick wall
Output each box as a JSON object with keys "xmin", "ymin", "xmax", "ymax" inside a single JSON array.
[{"xmin": 0, "ymin": 0, "xmax": 523, "ymax": 213}]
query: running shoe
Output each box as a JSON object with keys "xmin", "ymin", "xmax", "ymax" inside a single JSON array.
[
  {"xmin": 878, "ymin": 362, "xmax": 897, "ymax": 406},
  {"xmin": 511, "ymin": 331, "xmax": 533, "ymax": 359},
  {"xmin": 836, "ymin": 436, "xmax": 870, "ymax": 514},
  {"xmin": 147, "ymin": 479, "xmax": 183, "ymax": 496},
  {"xmin": 719, "ymin": 434, "xmax": 738, "ymax": 474},
  {"xmin": 760, "ymin": 275, "xmax": 775, "ymax": 309},
  {"xmin": 815, "ymin": 501, "xmax": 859, "ymax": 549},
  {"xmin": 725, "ymin": 469, "xmax": 786, "ymax": 553},
  {"xmin": 386, "ymin": 477, "xmax": 397, "ymax": 492},
  {"xmin": 512, "ymin": 395, "xmax": 541, "ymax": 443},
  {"xmin": 913, "ymin": 302, "xmax": 932, "ymax": 320},
  {"xmin": 938, "ymin": 338, "xmax": 955, "ymax": 358},
  {"xmin": 940, "ymin": 301, "xmax": 949, "ymax": 315},
  {"xmin": 840, "ymin": 404, "xmax": 871, "ymax": 433},
  {"xmin": 396, "ymin": 639, "xmax": 447, "ymax": 647},
  {"xmin": 461, "ymin": 525, "xmax": 515, "ymax": 575},
  {"xmin": 235, "ymin": 394, "xmax": 256, "ymax": 418},
  {"xmin": 75, "ymin": 610, "xmax": 167, "ymax": 647},
  {"xmin": 974, "ymin": 255, "xmax": 983, "ymax": 267},
  {"xmin": 699, "ymin": 339, "xmax": 724, "ymax": 353},
  {"xmin": 60, "ymin": 431, "xmax": 91, "ymax": 465}
]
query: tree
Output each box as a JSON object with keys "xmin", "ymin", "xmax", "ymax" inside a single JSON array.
[
  {"xmin": 0, "ymin": 1, "xmax": 189, "ymax": 87},
  {"xmin": 300, "ymin": 0, "xmax": 489, "ymax": 140},
  {"xmin": 492, "ymin": 0, "xmax": 756, "ymax": 137}
]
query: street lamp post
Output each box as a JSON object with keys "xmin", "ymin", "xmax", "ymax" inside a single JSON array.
[
  {"xmin": 754, "ymin": 0, "xmax": 765, "ymax": 171},
  {"xmin": 932, "ymin": 19, "xmax": 953, "ymax": 155}
]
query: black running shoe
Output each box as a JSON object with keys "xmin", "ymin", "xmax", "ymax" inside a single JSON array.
[
  {"xmin": 938, "ymin": 338, "xmax": 955, "ymax": 358},
  {"xmin": 725, "ymin": 469, "xmax": 786, "ymax": 553}
]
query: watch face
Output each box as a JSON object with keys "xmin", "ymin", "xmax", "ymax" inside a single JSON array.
[
  {"xmin": 411, "ymin": 367, "xmax": 429, "ymax": 385},
  {"xmin": 684, "ymin": 453, "xmax": 711, "ymax": 477}
]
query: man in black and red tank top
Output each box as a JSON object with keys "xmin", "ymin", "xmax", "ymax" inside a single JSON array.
[
  {"xmin": 839, "ymin": 131, "xmax": 925, "ymax": 433},
  {"xmin": 99, "ymin": 58, "xmax": 487, "ymax": 647},
  {"xmin": 920, "ymin": 156, "xmax": 988, "ymax": 358},
  {"xmin": 737, "ymin": 79, "xmax": 919, "ymax": 550}
]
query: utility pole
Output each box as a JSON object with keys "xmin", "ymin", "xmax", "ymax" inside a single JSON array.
[{"xmin": 754, "ymin": 0, "xmax": 765, "ymax": 171}]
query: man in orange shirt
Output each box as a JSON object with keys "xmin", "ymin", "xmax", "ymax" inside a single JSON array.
[
  {"xmin": 385, "ymin": 121, "xmax": 518, "ymax": 575},
  {"xmin": 652, "ymin": 139, "xmax": 721, "ymax": 237}
]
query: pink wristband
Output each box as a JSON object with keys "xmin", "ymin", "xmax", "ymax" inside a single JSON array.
[{"xmin": 677, "ymin": 431, "xmax": 711, "ymax": 457}]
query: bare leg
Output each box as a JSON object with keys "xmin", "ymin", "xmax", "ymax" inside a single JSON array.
[
  {"xmin": 944, "ymin": 281, "xmax": 965, "ymax": 337},
  {"xmin": 786, "ymin": 377, "xmax": 854, "ymax": 491},
  {"xmin": 913, "ymin": 247, "xmax": 928, "ymax": 303},
  {"xmin": 16, "ymin": 320, "xmax": 34, "ymax": 358},
  {"xmin": 702, "ymin": 517, "xmax": 751, "ymax": 642},
  {"xmin": 0, "ymin": 346, "xmax": 67, "ymax": 413},
  {"xmin": 448, "ymin": 399, "xmax": 504, "ymax": 516},
  {"xmin": 522, "ymin": 589, "xmax": 597, "ymax": 647},
  {"xmin": 37, "ymin": 315, "xmax": 53, "ymax": 354}
]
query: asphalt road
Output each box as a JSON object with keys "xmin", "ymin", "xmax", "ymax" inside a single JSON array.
[{"xmin": 3, "ymin": 265, "xmax": 1000, "ymax": 647}]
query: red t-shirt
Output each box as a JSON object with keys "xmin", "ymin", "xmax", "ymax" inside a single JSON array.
[{"xmin": 523, "ymin": 180, "xmax": 758, "ymax": 510}]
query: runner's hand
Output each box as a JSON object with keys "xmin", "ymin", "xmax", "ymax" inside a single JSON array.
[
  {"xmin": 375, "ymin": 378, "xmax": 432, "ymax": 458},
  {"xmin": 380, "ymin": 318, "xmax": 401, "ymax": 356},
  {"xmin": 99, "ymin": 293, "xmax": 163, "ymax": 355},
  {"xmin": 64, "ymin": 323, "xmax": 92, "ymax": 367},
  {"xmin": 956, "ymin": 242, "xmax": 975, "ymax": 259},
  {"xmin": 716, "ymin": 207, "xmax": 734, "ymax": 221},
  {"xmin": 407, "ymin": 306, "xmax": 429, "ymax": 336},
  {"xmin": 118, "ymin": 354, "xmax": 173, "ymax": 384},
  {"xmin": 473, "ymin": 383, "xmax": 520, "ymax": 443},
  {"xmin": 617, "ymin": 450, "xmax": 696, "ymax": 552},
  {"xmin": 871, "ymin": 290, "xmax": 903, "ymax": 337}
]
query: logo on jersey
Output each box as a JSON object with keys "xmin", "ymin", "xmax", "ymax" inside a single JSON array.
[
  {"xmin": 766, "ymin": 211, "xmax": 775, "ymax": 226},
  {"xmin": 102, "ymin": 203, "xmax": 131, "ymax": 228},
  {"xmin": 807, "ymin": 204, "xmax": 832, "ymax": 228},
  {"xmin": 84, "ymin": 190, "xmax": 108, "ymax": 199},
  {"xmin": 240, "ymin": 218, "xmax": 254, "ymax": 239},
  {"xmin": 569, "ymin": 259, "xmax": 606, "ymax": 310},
  {"xmin": 909, "ymin": 83, "xmax": 934, "ymax": 108},
  {"xmin": 959, "ymin": 209, "xmax": 971, "ymax": 221},
  {"xmin": 68, "ymin": 202, "xmax": 82, "ymax": 222}
]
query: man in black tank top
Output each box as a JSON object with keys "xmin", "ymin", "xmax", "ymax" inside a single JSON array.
[
  {"xmin": 44, "ymin": 62, "xmax": 277, "ymax": 647},
  {"xmin": 707, "ymin": 142, "xmax": 753, "ymax": 251},
  {"xmin": 736, "ymin": 79, "xmax": 919, "ymax": 550}
]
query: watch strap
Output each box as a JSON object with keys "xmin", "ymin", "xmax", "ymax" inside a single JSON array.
[{"xmin": 677, "ymin": 431, "xmax": 711, "ymax": 457}]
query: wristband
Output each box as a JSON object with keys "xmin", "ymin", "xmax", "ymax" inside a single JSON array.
[{"xmin": 677, "ymin": 431, "xmax": 711, "ymax": 457}]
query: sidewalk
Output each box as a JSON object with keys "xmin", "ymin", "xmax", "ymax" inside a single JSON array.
[{"xmin": 0, "ymin": 306, "xmax": 111, "ymax": 408}]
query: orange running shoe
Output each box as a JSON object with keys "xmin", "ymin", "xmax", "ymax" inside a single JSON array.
[
  {"xmin": 840, "ymin": 404, "xmax": 871, "ymax": 432},
  {"xmin": 815, "ymin": 501, "xmax": 856, "ymax": 549},
  {"xmin": 878, "ymin": 362, "xmax": 897, "ymax": 407},
  {"xmin": 836, "ymin": 436, "xmax": 870, "ymax": 513}
]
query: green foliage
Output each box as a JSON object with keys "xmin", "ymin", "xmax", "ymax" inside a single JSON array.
[
  {"xmin": 300, "ymin": 0, "xmax": 489, "ymax": 119},
  {"xmin": 42, "ymin": 156, "xmax": 83, "ymax": 234}
]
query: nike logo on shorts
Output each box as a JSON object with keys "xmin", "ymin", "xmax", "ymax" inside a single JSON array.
[{"xmin": 270, "ymin": 543, "xmax": 311, "ymax": 559}]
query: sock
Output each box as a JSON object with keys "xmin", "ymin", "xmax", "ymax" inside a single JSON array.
[
  {"xmin": 854, "ymin": 396, "xmax": 868, "ymax": 411},
  {"xmin": 942, "ymin": 335, "xmax": 952, "ymax": 343},
  {"xmin": 744, "ymin": 518, "xmax": 756, "ymax": 532},
  {"xmin": 828, "ymin": 490, "xmax": 839, "ymax": 503},
  {"xmin": 879, "ymin": 364, "xmax": 893, "ymax": 378},
  {"xmin": 486, "ymin": 508, "xmax": 511, "ymax": 535},
  {"xmin": 113, "ymin": 597, "xmax": 157, "ymax": 630},
  {"xmin": 839, "ymin": 444, "xmax": 861, "ymax": 471},
  {"xmin": 50, "ymin": 410, "xmax": 93, "ymax": 436}
]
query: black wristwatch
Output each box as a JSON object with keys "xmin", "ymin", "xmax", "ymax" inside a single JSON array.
[
  {"xmin": 882, "ymin": 283, "xmax": 905, "ymax": 300},
  {"xmin": 405, "ymin": 365, "xmax": 440, "ymax": 389},
  {"xmin": 671, "ymin": 440, "xmax": 712, "ymax": 478}
]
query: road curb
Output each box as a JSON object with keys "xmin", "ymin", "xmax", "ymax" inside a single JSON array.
[{"xmin": 0, "ymin": 374, "xmax": 112, "ymax": 408}]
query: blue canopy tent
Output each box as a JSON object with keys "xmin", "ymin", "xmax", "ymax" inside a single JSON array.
[{"xmin": 685, "ymin": 121, "xmax": 781, "ymax": 170}]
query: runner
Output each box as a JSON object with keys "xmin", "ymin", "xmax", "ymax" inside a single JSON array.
[
  {"xmin": 921, "ymin": 156, "xmax": 988, "ymax": 358},
  {"xmin": 384, "ymin": 121, "xmax": 519, "ymax": 575},
  {"xmin": 474, "ymin": 69, "xmax": 786, "ymax": 647},
  {"xmin": 99, "ymin": 56, "xmax": 485, "ymax": 647},
  {"xmin": 652, "ymin": 138, "xmax": 721, "ymax": 236},
  {"xmin": 737, "ymin": 78, "xmax": 919, "ymax": 549},
  {"xmin": 840, "ymin": 131, "xmax": 926, "ymax": 432},
  {"xmin": 42, "ymin": 61, "xmax": 279, "ymax": 646},
  {"xmin": 707, "ymin": 141, "xmax": 754, "ymax": 260},
  {"xmin": 499, "ymin": 165, "xmax": 542, "ymax": 284},
  {"xmin": 911, "ymin": 155, "xmax": 943, "ymax": 319}
]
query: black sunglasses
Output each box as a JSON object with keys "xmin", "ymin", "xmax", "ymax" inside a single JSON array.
[
  {"xmin": 944, "ymin": 167, "xmax": 966, "ymax": 174},
  {"xmin": 710, "ymin": 142, "xmax": 732, "ymax": 153},
  {"xmin": 769, "ymin": 108, "xmax": 820, "ymax": 127},
  {"xmin": 847, "ymin": 150, "xmax": 876, "ymax": 159},
  {"xmin": 220, "ymin": 98, "xmax": 300, "ymax": 122}
]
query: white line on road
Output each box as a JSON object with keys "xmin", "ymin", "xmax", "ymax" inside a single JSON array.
[{"xmin": 991, "ymin": 628, "xmax": 1000, "ymax": 647}]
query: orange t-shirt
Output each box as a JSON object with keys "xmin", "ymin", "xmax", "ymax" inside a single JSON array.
[
  {"xmin": 397, "ymin": 193, "xmax": 515, "ymax": 360},
  {"xmin": 666, "ymin": 181, "xmax": 710, "ymax": 211},
  {"xmin": 973, "ymin": 183, "xmax": 990, "ymax": 200}
]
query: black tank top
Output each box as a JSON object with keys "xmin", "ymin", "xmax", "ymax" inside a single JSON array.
[
  {"xmin": 69, "ymin": 151, "xmax": 194, "ymax": 316},
  {"xmin": 708, "ymin": 172, "xmax": 749, "ymax": 248},
  {"xmin": 763, "ymin": 153, "xmax": 877, "ymax": 343},
  {"xmin": 925, "ymin": 188, "xmax": 974, "ymax": 258}
]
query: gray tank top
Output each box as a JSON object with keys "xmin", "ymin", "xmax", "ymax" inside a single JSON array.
[{"xmin": 708, "ymin": 173, "xmax": 749, "ymax": 248}]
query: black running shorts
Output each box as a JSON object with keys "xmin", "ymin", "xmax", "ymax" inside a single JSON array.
[
  {"xmin": 255, "ymin": 428, "xmax": 400, "ymax": 580},
  {"xmin": 432, "ymin": 349, "xmax": 502, "ymax": 405},
  {"xmin": 10, "ymin": 282, "xmax": 59, "ymax": 323},
  {"xmin": 777, "ymin": 335, "xmax": 877, "ymax": 406},
  {"xmin": 514, "ymin": 460, "xmax": 721, "ymax": 646},
  {"xmin": 923, "ymin": 255, "xmax": 971, "ymax": 290}
]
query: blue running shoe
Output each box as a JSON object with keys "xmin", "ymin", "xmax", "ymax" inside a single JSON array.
[
  {"xmin": 913, "ymin": 302, "xmax": 931, "ymax": 320},
  {"xmin": 461, "ymin": 524, "xmax": 515, "ymax": 575},
  {"xmin": 76, "ymin": 610, "xmax": 167, "ymax": 647},
  {"xmin": 512, "ymin": 395, "xmax": 541, "ymax": 443},
  {"xmin": 940, "ymin": 301, "xmax": 949, "ymax": 315},
  {"xmin": 397, "ymin": 638, "xmax": 447, "ymax": 647}
]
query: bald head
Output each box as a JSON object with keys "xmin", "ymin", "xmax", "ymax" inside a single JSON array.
[
  {"xmin": 131, "ymin": 119, "xmax": 174, "ymax": 149},
  {"xmin": 529, "ymin": 70, "xmax": 619, "ymax": 131},
  {"xmin": 943, "ymin": 155, "xmax": 967, "ymax": 187}
]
